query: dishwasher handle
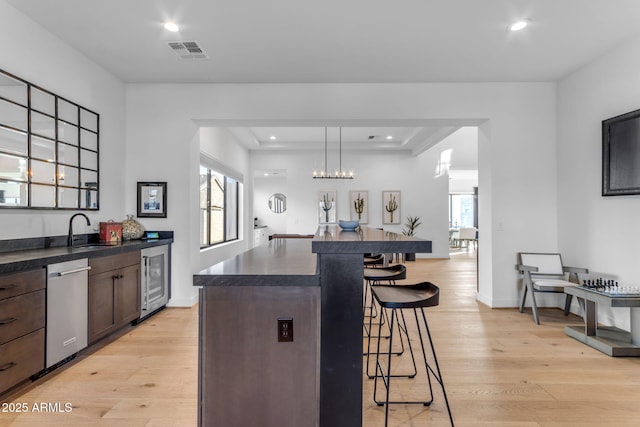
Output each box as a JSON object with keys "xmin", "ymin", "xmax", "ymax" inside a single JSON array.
[{"xmin": 55, "ymin": 266, "xmax": 92, "ymax": 277}]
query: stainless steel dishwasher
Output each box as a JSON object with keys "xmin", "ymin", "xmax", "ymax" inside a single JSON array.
[{"xmin": 46, "ymin": 258, "xmax": 90, "ymax": 368}]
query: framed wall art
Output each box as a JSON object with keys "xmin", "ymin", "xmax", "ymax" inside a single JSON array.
[
  {"xmin": 318, "ymin": 190, "xmax": 337, "ymax": 224},
  {"xmin": 349, "ymin": 190, "xmax": 368, "ymax": 223},
  {"xmin": 137, "ymin": 182, "xmax": 167, "ymax": 218},
  {"xmin": 382, "ymin": 191, "xmax": 400, "ymax": 224},
  {"xmin": 602, "ymin": 108, "xmax": 640, "ymax": 196}
]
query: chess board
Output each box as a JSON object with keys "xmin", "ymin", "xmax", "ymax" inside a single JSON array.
[{"xmin": 581, "ymin": 279, "xmax": 640, "ymax": 297}]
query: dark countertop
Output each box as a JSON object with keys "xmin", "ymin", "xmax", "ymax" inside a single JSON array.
[
  {"xmin": 194, "ymin": 238, "xmax": 319, "ymax": 287},
  {"xmin": 312, "ymin": 225, "xmax": 432, "ymax": 254},
  {"xmin": 0, "ymin": 237, "xmax": 173, "ymax": 275},
  {"xmin": 194, "ymin": 226, "xmax": 432, "ymax": 287}
]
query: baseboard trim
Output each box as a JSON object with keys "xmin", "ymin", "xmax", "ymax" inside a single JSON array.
[{"xmin": 167, "ymin": 293, "xmax": 198, "ymax": 308}]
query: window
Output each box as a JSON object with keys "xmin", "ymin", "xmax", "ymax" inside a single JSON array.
[
  {"xmin": 449, "ymin": 194, "xmax": 474, "ymax": 228},
  {"xmin": 200, "ymin": 165, "xmax": 240, "ymax": 248}
]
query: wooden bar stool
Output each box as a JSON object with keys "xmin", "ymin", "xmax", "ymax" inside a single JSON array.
[{"xmin": 371, "ymin": 282, "xmax": 454, "ymax": 427}]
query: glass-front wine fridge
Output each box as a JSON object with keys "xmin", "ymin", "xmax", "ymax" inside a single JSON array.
[{"xmin": 140, "ymin": 245, "xmax": 169, "ymax": 319}]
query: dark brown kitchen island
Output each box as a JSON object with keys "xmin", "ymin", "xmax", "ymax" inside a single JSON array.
[{"xmin": 194, "ymin": 226, "xmax": 432, "ymax": 427}]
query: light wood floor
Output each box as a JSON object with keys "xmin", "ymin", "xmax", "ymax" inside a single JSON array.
[{"xmin": 3, "ymin": 249, "xmax": 640, "ymax": 426}]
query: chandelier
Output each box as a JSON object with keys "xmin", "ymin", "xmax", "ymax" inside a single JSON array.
[{"xmin": 312, "ymin": 127, "xmax": 354, "ymax": 179}]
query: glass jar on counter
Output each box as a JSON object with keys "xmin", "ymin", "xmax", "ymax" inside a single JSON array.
[{"xmin": 122, "ymin": 214, "xmax": 145, "ymax": 240}]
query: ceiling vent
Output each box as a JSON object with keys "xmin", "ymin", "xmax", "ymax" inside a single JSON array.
[{"xmin": 167, "ymin": 41, "xmax": 209, "ymax": 60}]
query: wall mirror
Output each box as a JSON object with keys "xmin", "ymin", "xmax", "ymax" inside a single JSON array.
[
  {"xmin": 0, "ymin": 68, "xmax": 99, "ymax": 210},
  {"xmin": 268, "ymin": 193, "xmax": 287, "ymax": 213}
]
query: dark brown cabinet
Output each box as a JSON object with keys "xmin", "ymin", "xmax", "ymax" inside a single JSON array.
[
  {"xmin": 0, "ymin": 268, "xmax": 46, "ymax": 395},
  {"xmin": 88, "ymin": 251, "xmax": 140, "ymax": 344}
]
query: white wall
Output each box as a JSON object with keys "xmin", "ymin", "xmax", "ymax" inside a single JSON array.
[
  {"xmin": 254, "ymin": 175, "xmax": 287, "ymax": 234},
  {"xmin": 442, "ymin": 127, "xmax": 479, "ymax": 193},
  {"xmin": 557, "ymin": 33, "xmax": 640, "ymax": 328},
  {"xmin": 0, "ymin": 1, "xmax": 126, "ymax": 238},
  {"xmin": 249, "ymin": 148, "xmax": 450, "ymax": 257},
  {"xmin": 125, "ymin": 83, "xmax": 557, "ymax": 308}
]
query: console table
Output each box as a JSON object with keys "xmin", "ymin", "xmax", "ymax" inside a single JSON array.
[{"xmin": 564, "ymin": 286, "xmax": 640, "ymax": 357}]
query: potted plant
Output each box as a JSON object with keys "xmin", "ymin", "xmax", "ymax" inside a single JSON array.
[{"xmin": 402, "ymin": 216, "xmax": 422, "ymax": 261}]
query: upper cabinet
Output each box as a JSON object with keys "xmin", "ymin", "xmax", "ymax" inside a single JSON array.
[{"xmin": 0, "ymin": 69, "xmax": 99, "ymax": 210}]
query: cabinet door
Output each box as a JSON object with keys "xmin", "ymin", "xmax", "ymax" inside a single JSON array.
[
  {"xmin": 116, "ymin": 264, "xmax": 141, "ymax": 326},
  {"xmin": 88, "ymin": 270, "xmax": 116, "ymax": 344},
  {"xmin": 0, "ymin": 329, "xmax": 44, "ymax": 394}
]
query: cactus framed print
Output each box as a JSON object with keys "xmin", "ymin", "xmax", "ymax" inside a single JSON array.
[
  {"xmin": 382, "ymin": 191, "xmax": 400, "ymax": 224},
  {"xmin": 349, "ymin": 191, "xmax": 368, "ymax": 223},
  {"xmin": 318, "ymin": 190, "xmax": 337, "ymax": 224}
]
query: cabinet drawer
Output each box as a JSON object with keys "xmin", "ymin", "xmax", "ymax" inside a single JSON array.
[
  {"xmin": 0, "ymin": 329, "xmax": 44, "ymax": 394},
  {"xmin": 89, "ymin": 251, "xmax": 140, "ymax": 275},
  {"xmin": 0, "ymin": 269, "xmax": 46, "ymax": 301},
  {"xmin": 0, "ymin": 290, "xmax": 46, "ymax": 345}
]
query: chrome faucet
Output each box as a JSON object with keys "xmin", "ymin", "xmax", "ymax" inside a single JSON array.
[{"xmin": 67, "ymin": 213, "xmax": 91, "ymax": 247}]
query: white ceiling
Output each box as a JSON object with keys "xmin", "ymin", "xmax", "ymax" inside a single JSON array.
[
  {"xmin": 7, "ymin": 0, "xmax": 640, "ymax": 84},
  {"xmin": 228, "ymin": 125, "xmax": 462, "ymax": 154},
  {"xmin": 7, "ymin": 0, "xmax": 640, "ymax": 159}
]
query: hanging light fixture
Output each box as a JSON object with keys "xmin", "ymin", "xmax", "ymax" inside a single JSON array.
[{"xmin": 312, "ymin": 127, "xmax": 354, "ymax": 179}]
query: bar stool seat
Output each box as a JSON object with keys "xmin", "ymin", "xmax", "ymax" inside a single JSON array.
[
  {"xmin": 371, "ymin": 282, "xmax": 454, "ymax": 426},
  {"xmin": 372, "ymin": 282, "xmax": 439, "ymax": 308},
  {"xmin": 363, "ymin": 264, "xmax": 407, "ymax": 319},
  {"xmin": 364, "ymin": 253, "xmax": 385, "ymax": 267},
  {"xmin": 364, "ymin": 264, "xmax": 407, "ymax": 282},
  {"xmin": 364, "ymin": 263, "xmax": 407, "ymax": 316}
]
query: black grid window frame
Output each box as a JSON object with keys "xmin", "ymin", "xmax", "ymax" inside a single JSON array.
[
  {"xmin": 200, "ymin": 166, "xmax": 239, "ymax": 249},
  {"xmin": 0, "ymin": 68, "xmax": 99, "ymax": 210}
]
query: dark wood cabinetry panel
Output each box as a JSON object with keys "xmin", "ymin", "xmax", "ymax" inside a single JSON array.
[
  {"xmin": 0, "ymin": 290, "xmax": 45, "ymax": 344},
  {"xmin": 88, "ymin": 270, "xmax": 117, "ymax": 343},
  {"xmin": 116, "ymin": 264, "xmax": 141, "ymax": 326},
  {"xmin": 89, "ymin": 251, "xmax": 140, "ymax": 276},
  {"xmin": 199, "ymin": 286, "xmax": 320, "ymax": 427},
  {"xmin": 0, "ymin": 268, "xmax": 45, "ymax": 300},
  {"xmin": 0, "ymin": 268, "xmax": 46, "ymax": 395},
  {"xmin": 0, "ymin": 329, "xmax": 45, "ymax": 393},
  {"xmin": 88, "ymin": 252, "xmax": 140, "ymax": 345}
]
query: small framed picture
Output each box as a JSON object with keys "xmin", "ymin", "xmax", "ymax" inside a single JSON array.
[
  {"xmin": 382, "ymin": 191, "xmax": 400, "ymax": 224},
  {"xmin": 349, "ymin": 190, "xmax": 368, "ymax": 223},
  {"xmin": 137, "ymin": 182, "xmax": 167, "ymax": 218}
]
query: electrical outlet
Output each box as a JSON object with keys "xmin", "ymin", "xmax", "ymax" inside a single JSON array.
[{"xmin": 278, "ymin": 318, "xmax": 294, "ymax": 342}]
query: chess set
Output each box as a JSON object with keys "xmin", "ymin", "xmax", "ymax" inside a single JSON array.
[{"xmin": 581, "ymin": 278, "xmax": 640, "ymax": 297}]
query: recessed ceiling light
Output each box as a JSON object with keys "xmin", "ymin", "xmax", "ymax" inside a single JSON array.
[
  {"xmin": 164, "ymin": 22, "xmax": 179, "ymax": 32},
  {"xmin": 269, "ymin": 136, "xmax": 277, "ymax": 140},
  {"xmin": 509, "ymin": 19, "xmax": 530, "ymax": 32},
  {"xmin": 386, "ymin": 135, "xmax": 393, "ymax": 140}
]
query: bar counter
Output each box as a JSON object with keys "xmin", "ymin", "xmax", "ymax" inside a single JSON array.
[{"xmin": 194, "ymin": 226, "xmax": 432, "ymax": 427}]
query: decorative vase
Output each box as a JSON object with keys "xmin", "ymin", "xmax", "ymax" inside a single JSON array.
[{"xmin": 122, "ymin": 214, "xmax": 145, "ymax": 240}]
